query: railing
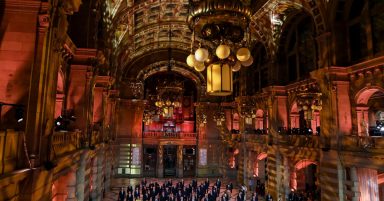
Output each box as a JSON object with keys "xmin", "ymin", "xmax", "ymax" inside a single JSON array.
[
  {"xmin": 278, "ymin": 135, "xmax": 320, "ymax": 148},
  {"xmin": 341, "ymin": 135, "xmax": 384, "ymax": 152},
  {"xmin": 0, "ymin": 130, "xmax": 24, "ymax": 174},
  {"xmin": 246, "ymin": 134, "xmax": 268, "ymax": 144},
  {"xmin": 143, "ymin": 132, "xmax": 197, "ymax": 139},
  {"xmin": 51, "ymin": 130, "xmax": 82, "ymax": 158}
]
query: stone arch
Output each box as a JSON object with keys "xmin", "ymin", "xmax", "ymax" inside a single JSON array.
[
  {"xmin": 289, "ymin": 101, "xmax": 300, "ymax": 129},
  {"xmin": 253, "ymin": 152, "xmax": 268, "ymax": 182},
  {"xmin": 354, "ymin": 86, "xmax": 384, "ymax": 136},
  {"xmin": 290, "ymin": 159, "xmax": 318, "ymax": 191},
  {"xmin": 355, "ymin": 86, "xmax": 384, "ymax": 105},
  {"xmin": 255, "ymin": 109, "xmax": 267, "ymax": 131}
]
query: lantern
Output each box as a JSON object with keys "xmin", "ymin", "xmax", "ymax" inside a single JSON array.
[{"xmin": 207, "ymin": 63, "xmax": 233, "ymax": 96}]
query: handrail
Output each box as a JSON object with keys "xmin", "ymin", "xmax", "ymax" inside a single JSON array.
[
  {"xmin": 143, "ymin": 131, "xmax": 197, "ymax": 139},
  {"xmin": 0, "ymin": 130, "xmax": 23, "ymax": 175},
  {"xmin": 51, "ymin": 130, "xmax": 82, "ymax": 158}
]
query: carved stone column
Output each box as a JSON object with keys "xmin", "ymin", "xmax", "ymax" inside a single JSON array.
[
  {"xmin": 177, "ymin": 145, "xmax": 183, "ymax": 178},
  {"xmin": 66, "ymin": 171, "xmax": 77, "ymax": 201},
  {"xmin": 283, "ymin": 157, "xmax": 291, "ymax": 199},
  {"xmin": 316, "ymin": 32, "xmax": 331, "ymax": 69},
  {"xmin": 96, "ymin": 151, "xmax": 105, "ymax": 201},
  {"xmin": 157, "ymin": 145, "xmax": 164, "ymax": 178},
  {"xmin": 76, "ymin": 152, "xmax": 86, "ymax": 201},
  {"xmin": 350, "ymin": 167, "xmax": 360, "ymax": 201},
  {"xmin": 104, "ymin": 150, "xmax": 112, "ymax": 193},
  {"xmin": 90, "ymin": 157, "xmax": 99, "ymax": 201}
]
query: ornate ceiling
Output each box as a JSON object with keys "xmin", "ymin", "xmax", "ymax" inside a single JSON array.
[{"xmin": 105, "ymin": 0, "xmax": 328, "ymax": 82}]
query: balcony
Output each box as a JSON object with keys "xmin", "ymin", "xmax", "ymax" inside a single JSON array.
[
  {"xmin": 246, "ymin": 134, "xmax": 268, "ymax": 144},
  {"xmin": 143, "ymin": 132, "xmax": 197, "ymax": 139},
  {"xmin": 51, "ymin": 130, "xmax": 82, "ymax": 158},
  {"xmin": 341, "ymin": 135, "xmax": 384, "ymax": 153},
  {"xmin": 0, "ymin": 130, "xmax": 24, "ymax": 174},
  {"xmin": 277, "ymin": 134, "xmax": 320, "ymax": 148}
]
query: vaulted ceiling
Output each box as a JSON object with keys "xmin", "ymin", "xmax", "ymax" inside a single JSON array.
[{"xmin": 104, "ymin": 0, "xmax": 328, "ymax": 82}]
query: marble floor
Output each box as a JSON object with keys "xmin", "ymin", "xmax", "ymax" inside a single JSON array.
[{"xmin": 103, "ymin": 178, "xmax": 266, "ymax": 201}]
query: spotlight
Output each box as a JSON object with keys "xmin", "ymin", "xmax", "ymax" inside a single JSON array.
[{"xmin": 15, "ymin": 106, "xmax": 24, "ymax": 123}]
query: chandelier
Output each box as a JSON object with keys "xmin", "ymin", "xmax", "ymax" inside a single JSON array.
[
  {"xmin": 213, "ymin": 109, "xmax": 226, "ymax": 126},
  {"xmin": 143, "ymin": 111, "xmax": 154, "ymax": 126},
  {"xmin": 186, "ymin": 0, "xmax": 254, "ymax": 96},
  {"xmin": 241, "ymin": 110, "xmax": 256, "ymax": 125},
  {"xmin": 154, "ymin": 81, "xmax": 183, "ymax": 119}
]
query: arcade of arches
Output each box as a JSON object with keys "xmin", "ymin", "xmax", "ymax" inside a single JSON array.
[{"xmin": 0, "ymin": 0, "xmax": 383, "ymax": 201}]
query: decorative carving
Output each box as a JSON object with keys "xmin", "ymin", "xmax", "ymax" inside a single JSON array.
[
  {"xmin": 129, "ymin": 81, "xmax": 144, "ymax": 99},
  {"xmin": 38, "ymin": 14, "xmax": 50, "ymax": 28}
]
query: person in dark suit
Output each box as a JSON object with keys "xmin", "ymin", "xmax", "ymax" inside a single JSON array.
[
  {"xmin": 266, "ymin": 192, "xmax": 273, "ymax": 201},
  {"xmin": 228, "ymin": 182, "xmax": 233, "ymax": 193},
  {"xmin": 134, "ymin": 188, "xmax": 140, "ymax": 200},
  {"xmin": 203, "ymin": 194, "xmax": 209, "ymax": 201},
  {"xmin": 237, "ymin": 192, "xmax": 243, "ymax": 201},
  {"xmin": 126, "ymin": 191, "xmax": 134, "ymax": 201},
  {"xmin": 143, "ymin": 191, "xmax": 150, "ymax": 201},
  {"xmin": 118, "ymin": 187, "xmax": 126, "ymax": 201},
  {"xmin": 251, "ymin": 192, "xmax": 258, "ymax": 201},
  {"xmin": 215, "ymin": 178, "xmax": 221, "ymax": 193}
]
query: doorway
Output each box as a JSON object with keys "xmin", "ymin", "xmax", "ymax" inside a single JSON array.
[
  {"xmin": 143, "ymin": 146, "xmax": 157, "ymax": 177},
  {"xmin": 183, "ymin": 145, "xmax": 196, "ymax": 177},
  {"xmin": 163, "ymin": 145, "xmax": 177, "ymax": 177}
]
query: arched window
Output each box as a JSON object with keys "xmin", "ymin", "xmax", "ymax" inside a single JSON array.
[
  {"xmin": 246, "ymin": 44, "xmax": 268, "ymax": 95},
  {"xmin": 333, "ymin": 0, "xmax": 384, "ymax": 64},
  {"xmin": 278, "ymin": 13, "xmax": 317, "ymax": 84}
]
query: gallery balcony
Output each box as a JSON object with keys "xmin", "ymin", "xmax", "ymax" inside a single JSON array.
[
  {"xmin": 341, "ymin": 135, "xmax": 384, "ymax": 154},
  {"xmin": 245, "ymin": 132, "xmax": 268, "ymax": 144},
  {"xmin": 0, "ymin": 130, "xmax": 25, "ymax": 175},
  {"xmin": 143, "ymin": 131, "xmax": 197, "ymax": 139},
  {"xmin": 51, "ymin": 130, "xmax": 82, "ymax": 158}
]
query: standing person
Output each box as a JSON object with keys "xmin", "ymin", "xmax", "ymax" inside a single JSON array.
[
  {"xmin": 118, "ymin": 187, "xmax": 126, "ymax": 201},
  {"xmin": 266, "ymin": 192, "xmax": 273, "ymax": 201},
  {"xmin": 236, "ymin": 192, "xmax": 243, "ymax": 201},
  {"xmin": 216, "ymin": 178, "xmax": 221, "ymax": 189},
  {"xmin": 249, "ymin": 178, "xmax": 254, "ymax": 192},
  {"xmin": 127, "ymin": 191, "xmax": 134, "ymax": 201},
  {"xmin": 134, "ymin": 187, "xmax": 140, "ymax": 200},
  {"xmin": 250, "ymin": 192, "xmax": 258, "ymax": 201},
  {"xmin": 228, "ymin": 182, "xmax": 233, "ymax": 194}
]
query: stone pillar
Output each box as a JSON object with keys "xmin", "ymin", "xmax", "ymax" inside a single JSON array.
[
  {"xmin": 275, "ymin": 152, "xmax": 283, "ymax": 201},
  {"xmin": 95, "ymin": 152, "xmax": 105, "ymax": 201},
  {"xmin": 350, "ymin": 167, "xmax": 360, "ymax": 201},
  {"xmin": 76, "ymin": 152, "xmax": 86, "ymax": 201},
  {"xmin": 177, "ymin": 145, "xmax": 183, "ymax": 178},
  {"xmin": 357, "ymin": 168, "xmax": 379, "ymax": 201},
  {"xmin": 316, "ymin": 32, "xmax": 331, "ymax": 69},
  {"xmin": 104, "ymin": 150, "xmax": 112, "ymax": 193},
  {"xmin": 90, "ymin": 157, "xmax": 99, "ymax": 201},
  {"xmin": 283, "ymin": 157, "xmax": 291, "ymax": 200},
  {"xmin": 157, "ymin": 145, "xmax": 164, "ymax": 178},
  {"xmin": 66, "ymin": 171, "xmax": 77, "ymax": 201},
  {"xmin": 356, "ymin": 106, "xmax": 369, "ymax": 136}
]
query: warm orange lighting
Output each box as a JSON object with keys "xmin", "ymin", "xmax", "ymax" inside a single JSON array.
[{"xmin": 207, "ymin": 63, "xmax": 233, "ymax": 96}]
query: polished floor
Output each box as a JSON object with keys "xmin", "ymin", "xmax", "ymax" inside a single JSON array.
[{"xmin": 103, "ymin": 178, "xmax": 265, "ymax": 201}]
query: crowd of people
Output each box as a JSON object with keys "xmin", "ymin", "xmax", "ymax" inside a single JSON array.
[
  {"xmin": 117, "ymin": 178, "xmax": 273, "ymax": 201},
  {"xmin": 287, "ymin": 189, "xmax": 320, "ymax": 201}
]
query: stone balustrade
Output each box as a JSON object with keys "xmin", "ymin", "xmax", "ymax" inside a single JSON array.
[
  {"xmin": 277, "ymin": 134, "xmax": 320, "ymax": 148},
  {"xmin": 246, "ymin": 134, "xmax": 268, "ymax": 144},
  {"xmin": 341, "ymin": 135, "xmax": 384, "ymax": 153},
  {"xmin": 143, "ymin": 131, "xmax": 196, "ymax": 139},
  {"xmin": 0, "ymin": 130, "xmax": 24, "ymax": 174},
  {"xmin": 51, "ymin": 130, "xmax": 82, "ymax": 158}
]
